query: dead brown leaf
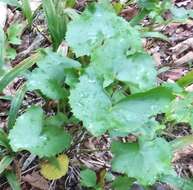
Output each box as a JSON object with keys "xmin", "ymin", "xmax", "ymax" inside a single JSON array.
[{"xmin": 22, "ymin": 172, "xmax": 49, "ymax": 190}]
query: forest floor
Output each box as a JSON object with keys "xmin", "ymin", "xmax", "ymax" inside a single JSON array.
[{"xmin": 1, "ymin": 0, "xmax": 193, "ymax": 189}]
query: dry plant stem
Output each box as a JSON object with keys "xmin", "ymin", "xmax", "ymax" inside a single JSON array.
[
  {"xmin": 175, "ymin": 51, "xmax": 193, "ymax": 65},
  {"xmin": 171, "ymin": 38, "xmax": 193, "ymax": 65},
  {"xmin": 171, "ymin": 38, "xmax": 193, "ymax": 55}
]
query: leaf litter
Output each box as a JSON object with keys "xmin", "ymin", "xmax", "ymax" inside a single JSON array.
[{"xmin": 1, "ymin": 0, "xmax": 193, "ymax": 190}]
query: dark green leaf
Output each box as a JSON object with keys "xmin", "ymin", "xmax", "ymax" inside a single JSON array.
[
  {"xmin": 80, "ymin": 169, "xmax": 97, "ymax": 188},
  {"xmin": 112, "ymin": 176, "xmax": 134, "ymax": 190}
]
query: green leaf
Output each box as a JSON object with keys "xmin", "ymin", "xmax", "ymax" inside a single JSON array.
[
  {"xmin": 0, "ymin": 156, "xmax": 13, "ymax": 174},
  {"xmin": 92, "ymin": 42, "xmax": 156, "ymax": 91},
  {"xmin": 161, "ymin": 175, "xmax": 193, "ymax": 190},
  {"xmin": 166, "ymin": 92, "xmax": 193, "ymax": 127},
  {"xmin": 80, "ymin": 169, "xmax": 97, "ymax": 188},
  {"xmin": 27, "ymin": 50, "xmax": 80, "ymax": 100},
  {"xmin": 66, "ymin": 0, "xmax": 129, "ymax": 56},
  {"xmin": 69, "ymin": 73, "xmax": 112, "ymax": 136},
  {"xmin": 8, "ymin": 84, "xmax": 26, "ymax": 130},
  {"xmin": 0, "ymin": 52, "xmax": 43, "ymax": 92},
  {"xmin": 0, "ymin": 0, "xmax": 20, "ymax": 6},
  {"xmin": 70, "ymin": 70, "xmax": 174, "ymax": 136},
  {"xmin": 5, "ymin": 171, "xmax": 21, "ymax": 190},
  {"xmin": 111, "ymin": 138, "xmax": 172, "ymax": 185},
  {"xmin": 170, "ymin": 6, "xmax": 190, "ymax": 19},
  {"xmin": 6, "ymin": 47, "xmax": 17, "ymax": 60},
  {"xmin": 8, "ymin": 106, "xmax": 72, "ymax": 158},
  {"xmin": 7, "ymin": 23, "xmax": 24, "ymax": 45},
  {"xmin": 112, "ymin": 176, "xmax": 134, "ymax": 190},
  {"xmin": 110, "ymin": 86, "xmax": 174, "ymax": 135},
  {"xmin": 138, "ymin": 0, "xmax": 159, "ymax": 10}
]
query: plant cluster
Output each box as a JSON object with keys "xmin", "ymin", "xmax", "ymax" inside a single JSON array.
[{"xmin": 0, "ymin": 0, "xmax": 193, "ymax": 189}]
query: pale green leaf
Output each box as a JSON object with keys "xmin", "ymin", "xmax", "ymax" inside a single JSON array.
[
  {"xmin": 161, "ymin": 175, "xmax": 193, "ymax": 190},
  {"xmin": 91, "ymin": 36, "xmax": 156, "ymax": 90},
  {"xmin": 0, "ymin": 0, "xmax": 20, "ymax": 6},
  {"xmin": 111, "ymin": 138, "xmax": 172, "ymax": 185},
  {"xmin": 170, "ymin": 6, "xmax": 190, "ymax": 19},
  {"xmin": 27, "ymin": 50, "xmax": 80, "ymax": 100},
  {"xmin": 138, "ymin": 0, "xmax": 159, "ymax": 10},
  {"xmin": 110, "ymin": 86, "xmax": 174, "ymax": 135},
  {"xmin": 166, "ymin": 92, "xmax": 193, "ymax": 127},
  {"xmin": 8, "ymin": 106, "xmax": 71, "ymax": 157},
  {"xmin": 69, "ymin": 73, "xmax": 112, "ymax": 136},
  {"xmin": 66, "ymin": 0, "xmax": 130, "ymax": 56},
  {"xmin": 70, "ymin": 70, "xmax": 174, "ymax": 136}
]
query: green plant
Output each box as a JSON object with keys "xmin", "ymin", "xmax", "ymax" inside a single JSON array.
[
  {"xmin": 21, "ymin": 0, "xmax": 33, "ymax": 26},
  {"xmin": 6, "ymin": 23, "xmax": 24, "ymax": 60},
  {"xmin": 1, "ymin": 0, "xmax": 193, "ymax": 189},
  {"xmin": 43, "ymin": 0, "xmax": 69, "ymax": 51},
  {"xmin": 80, "ymin": 169, "xmax": 97, "ymax": 188},
  {"xmin": 0, "ymin": 0, "xmax": 20, "ymax": 7}
]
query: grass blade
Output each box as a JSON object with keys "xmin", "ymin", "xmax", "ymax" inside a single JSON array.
[
  {"xmin": 0, "ymin": 129, "xmax": 10, "ymax": 149},
  {"xmin": 0, "ymin": 95, "xmax": 12, "ymax": 101},
  {"xmin": 141, "ymin": 31, "xmax": 169, "ymax": 41},
  {"xmin": 0, "ymin": 26, "xmax": 5, "ymax": 69},
  {"xmin": 170, "ymin": 135, "xmax": 193, "ymax": 152},
  {"xmin": 0, "ymin": 52, "xmax": 43, "ymax": 92},
  {"xmin": 177, "ymin": 70, "xmax": 193, "ymax": 87},
  {"xmin": 21, "ymin": 0, "xmax": 33, "ymax": 26},
  {"xmin": 8, "ymin": 84, "xmax": 26, "ymax": 130},
  {"xmin": 43, "ymin": 0, "xmax": 68, "ymax": 51},
  {"xmin": 0, "ymin": 156, "xmax": 13, "ymax": 174},
  {"xmin": 5, "ymin": 171, "xmax": 21, "ymax": 190}
]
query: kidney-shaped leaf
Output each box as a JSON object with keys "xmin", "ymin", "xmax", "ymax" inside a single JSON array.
[{"xmin": 8, "ymin": 106, "xmax": 71, "ymax": 157}]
